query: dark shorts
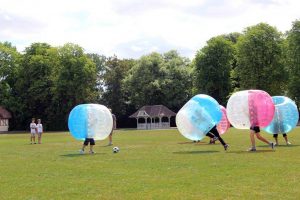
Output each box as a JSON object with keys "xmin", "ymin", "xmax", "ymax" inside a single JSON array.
[
  {"xmin": 250, "ymin": 126, "xmax": 260, "ymax": 133},
  {"xmin": 84, "ymin": 138, "xmax": 95, "ymax": 145},
  {"xmin": 209, "ymin": 126, "xmax": 219, "ymax": 136},
  {"xmin": 273, "ymin": 133, "xmax": 287, "ymax": 138}
]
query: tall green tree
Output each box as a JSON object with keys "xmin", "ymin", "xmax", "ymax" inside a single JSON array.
[
  {"xmin": 0, "ymin": 42, "xmax": 22, "ymax": 129},
  {"xmin": 124, "ymin": 51, "xmax": 192, "ymax": 111},
  {"xmin": 194, "ymin": 36, "xmax": 234, "ymax": 105},
  {"xmin": 160, "ymin": 50, "xmax": 192, "ymax": 110},
  {"xmin": 14, "ymin": 43, "xmax": 59, "ymax": 130},
  {"xmin": 124, "ymin": 52, "xmax": 165, "ymax": 109},
  {"xmin": 221, "ymin": 33, "xmax": 242, "ymax": 92},
  {"xmin": 286, "ymin": 20, "xmax": 300, "ymax": 107},
  {"xmin": 0, "ymin": 42, "xmax": 20, "ymax": 105},
  {"xmin": 236, "ymin": 23, "xmax": 286, "ymax": 95},
  {"xmin": 49, "ymin": 43, "xmax": 98, "ymax": 130},
  {"xmin": 87, "ymin": 53, "xmax": 106, "ymax": 100},
  {"xmin": 101, "ymin": 56, "xmax": 135, "ymax": 117}
]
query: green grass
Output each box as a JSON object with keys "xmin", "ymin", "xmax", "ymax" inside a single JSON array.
[{"xmin": 1, "ymin": 128, "xmax": 300, "ymax": 200}]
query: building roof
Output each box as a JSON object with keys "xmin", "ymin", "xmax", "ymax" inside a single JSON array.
[
  {"xmin": 129, "ymin": 105, "xmax": 176, "ymax": 118},
  {"xmin": 0, "ymin": 106, "xmax": 11, "ymax": 119}
]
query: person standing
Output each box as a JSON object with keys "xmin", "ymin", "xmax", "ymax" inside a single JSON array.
[
  {"xmin": 37, "ymin": 119, "xmax": 43, "ymax": 144},
  {"xmin": 30, "ymin": 118, "xmax": 37, "ymax": 144},
  {"xmin": 108, "ymin": 109, "xmax": 116, "ymax": 146}
]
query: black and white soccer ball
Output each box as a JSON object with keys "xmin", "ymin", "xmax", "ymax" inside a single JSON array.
[{"xmin": 113, "ymin": 146, "xmax": 119, "ymax": 153}]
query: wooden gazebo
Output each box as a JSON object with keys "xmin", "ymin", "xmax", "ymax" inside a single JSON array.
[
  {"xmin": 0, "ymin": 106, "xmax": 12, "ymax": 131},
  {"xmin": 129, "ymin": 105, "xmax": 176, "ymax": 130}
]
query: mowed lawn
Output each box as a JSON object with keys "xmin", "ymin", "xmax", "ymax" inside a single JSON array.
[{"xmin": 1, "ymin": 128, "xmax": 300, "ymax": 200}]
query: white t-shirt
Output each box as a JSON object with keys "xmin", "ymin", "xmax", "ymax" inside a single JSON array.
[
  {"xmin": 37, "ymin": 124, "xmax": 43, "ymax": 133},
  {"xmin": 30, "ymin": 123, "xmax": 37, "ymax": 134}
]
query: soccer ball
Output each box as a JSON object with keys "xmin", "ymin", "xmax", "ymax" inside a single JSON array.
[{"xmin": 113, "ymin": 146, "xmax": 119, "ymax": 153}]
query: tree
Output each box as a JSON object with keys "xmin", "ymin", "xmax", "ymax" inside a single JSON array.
[
  {"xmin": 0, "ymin": 42, "xmax": 20, "ymax": 105},
  {"xmin": 14, "ymin": 43, "xmax": 59, "ymax": 130},
  {"xmin": 236, "ymin": 23, "xmax": 286, "ymax": 95},
  {"xmin": 286, "ymin": 20, "xmax": 300, "ymax": 107},
  {"xmin": 194, "ymin": 36, "xmax": 234, "ymax": 105},
  {"xmin": 221, "ymin": 33, "xmax": 242, "ymax": 92},
  {"xmin": 0, "ymin": 42, "xmax": 22, "ymax": 129},
  {"xmin": 101, "ymin": 56, "xmax": 135, "ymax": 117},
  {"xmin": 49, "ymin": 43, "xmax": 98, "ymax": 130},
  {"xmin": 124, "ymin": 52, "xmax": 165, "ymax": 109},
  {"xmin": 160, "ymin": 50, "xmax": 192, "ymax": 110},
  {"xmin": 87, "ymin": 53, "xmax": 106, "ymax": 100},
  {"xmin": 124, "ymin": 51, "xmax": 192, "ymax": 111}
]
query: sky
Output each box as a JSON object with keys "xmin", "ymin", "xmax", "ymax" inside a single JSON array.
[{"xmin": 0, "ymin": 0, "xmax": 299, "ymax": 59}]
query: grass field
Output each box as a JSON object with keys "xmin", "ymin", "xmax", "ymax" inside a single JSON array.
[{"xmin": 1, "ymin": 128, "xmax": 300, "ymax": 200}]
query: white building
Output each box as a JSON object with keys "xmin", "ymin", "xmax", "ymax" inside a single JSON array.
[
  {"xmin": 0, "ymin": 107, "xmax": 12, "ymax": 131},
  {"xmin": 129, "ymin": 105, "xmax": 176, "ymax": 130}
]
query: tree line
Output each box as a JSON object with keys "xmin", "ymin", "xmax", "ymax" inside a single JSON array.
[{"xmin": 0, "ymin": 20, "xmax": 299, "ymax": 130}]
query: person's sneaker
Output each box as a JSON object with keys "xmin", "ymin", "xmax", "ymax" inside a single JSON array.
[
  {"xmin": 224, "ymin": 144, "xmax": 229, "ymax": 151},
  {"xmin": 248, "ymin": 147, "xmax": 256, "ymax": 152},
  {"xmin": 108, "ymin": 143, "xmax": 113, "ymax": 146},
  {"xmin": 89, "ymin": 151, "xmax": 95, "ymax": 154},
  {"xmin": 79, "ymin": 149, "xmax": 84, "ymax": 154},
  {"xmin": 270, "ymin": 142, "xmax": 275, "ymax": 150},
  {"xmin": 287, "ymin": 141, "xmax": 292, "ymax": 145}
]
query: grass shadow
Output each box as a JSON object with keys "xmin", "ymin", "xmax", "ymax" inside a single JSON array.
[
  {"xmin": 178, "ymin": 141, "xmax": 207, "ymax": 145},
  {"xmin": 276, "ymin": 144, "xmax": 300, "ymax": 148},
  {"xmin": 226, "ymin": 150, "xmax": 275, "ymax": 154},
  {"xmin": 60, "ymin": 153, "xmax": 106, "ymax": 157},
  {"xmin": 100, "ymin": 144, "xmax": 114, "ymax": 147},
  {"xmin": 173, "ymin": 150, "xmax": 219, "ymax": 154},
  {"xmin": 257, "ymin": 144, "xmax": 300, "ymax": 148}
]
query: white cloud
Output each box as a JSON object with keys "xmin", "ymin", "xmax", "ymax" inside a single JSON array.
[{"xmin": 0, "ymin": 0, "xmax": 299, "ymax": 58}]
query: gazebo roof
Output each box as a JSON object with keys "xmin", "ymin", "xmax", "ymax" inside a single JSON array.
[
  {"xmin": 0, "ymin": 106, "xmax": 12, "ymax": 119},
  {"xmin": 129, "ymin": 105, "xmax": 176, "ymax": 118}
]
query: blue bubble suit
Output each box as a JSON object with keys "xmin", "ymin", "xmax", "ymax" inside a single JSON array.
[
  {"xmin": 68, "ymin": 104, "xmax": 113, "ymax": 140},
  {"xmin": 263, "ymin": 96, "xmax": 299, "ymax": 134},
  {"xmin": 176, "ymin": 94, "xmax": 222, "ymax": 141}
]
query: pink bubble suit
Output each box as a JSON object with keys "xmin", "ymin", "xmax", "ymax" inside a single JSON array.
[
  {"xmin": 226, "ymin": 90, "xmax": 275, "ymax": 129},
  {"xmin": 217, "ymin": 105, "xmax": 231, "ymax": 134}
]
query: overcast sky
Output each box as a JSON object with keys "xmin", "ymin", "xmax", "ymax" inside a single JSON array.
[{"xmin": 0, "ymin": 0, "xmax": 299, "ymax": 59}]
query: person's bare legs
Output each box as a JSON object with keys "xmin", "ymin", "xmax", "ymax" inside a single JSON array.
[
  {"xmin": 108, "ymin": 132, "xmax": 113, "ymax": 145},
  {"xmin": 283, "ymin": 134, "xmax": 291, "ymax": 145},
  {"xmin": 250, "ymin": 131, "xmax": 256, "ymax": 149},
  {"xmin": 274, "ymin": 137, "xmax": 279, "ymax": 145},
  {"xmin": 38, "ymin": 133, "xmax": 42, "ymax": 144},
  {"xmin": 256, "ymin": 133, "xmax": 270, "ymax": 145},
  {"xmin": 89, "ymin": 145, "xmax": 94, "ymax": 153},
  {"xmin": 32, "ymin": 135, "xmax": 36, "ymax": 144},
  {"xmin": 81, "ymin": 144, "xmax": 87, "ymax": 152}
]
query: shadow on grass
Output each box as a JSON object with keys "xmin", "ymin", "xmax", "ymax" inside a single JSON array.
[
  {"xmin": 173, "ymin": 150, "xmax": 219, "ymax": 154},
  {"xmin": 226, "ymin": 150, "xmax": 275, "ymax": 154},
  {"xmin": 178, "ymin": 141, "xmax": 207, "ymax": 145},
  {"xmin": 256, "ymin": 144, "xmax": 300, "ymax": 148},
  {"xmin": 60, "ymin": 153, "xmax": 106, "ymax": 157}
]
